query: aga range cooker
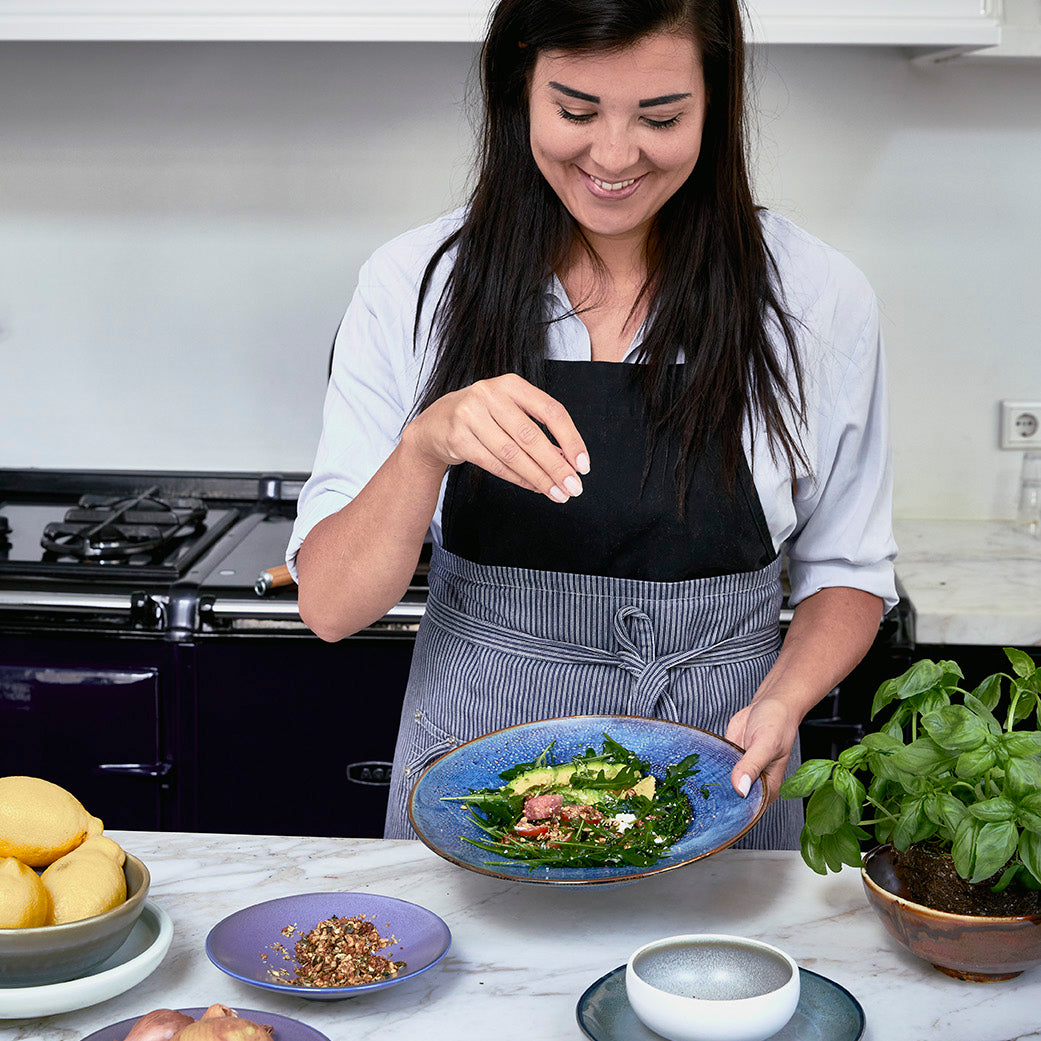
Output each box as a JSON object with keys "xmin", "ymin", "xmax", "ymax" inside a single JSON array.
[
  {"xmin": 0, "ymin": 467, "xmax": 915, "ymax": 840},
  {"xmin": 0, "ymin": 468, "xmax": 424, "ymax": 838}
]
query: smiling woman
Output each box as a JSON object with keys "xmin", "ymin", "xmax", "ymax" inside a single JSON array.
[
  {"xmin": 528, "ymin": 34, "xmax": 708, "ymax": 262},
  {"xmin": 289, "ymin": 0, "xmax": 897, "ymax": 852}
]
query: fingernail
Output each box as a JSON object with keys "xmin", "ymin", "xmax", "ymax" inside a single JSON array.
[
  {"xmin": 549, "ymin": 486, "xmax": 569, "ymax": 503},
  {"xmin": 576, "ymin": 452, "xmax": 590, "ymax": 475},
  {"xmin": 563, "ymin": 475, "xmax": 583, "ymax": 497},
  {"xmin": 737, "ymin": 774, "xmax": 752, "ymax": 798}
]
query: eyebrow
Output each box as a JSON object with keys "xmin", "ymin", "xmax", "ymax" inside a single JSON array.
[{"xmin": 547, "ymin": 82, "xmax": 692, "ymax": 108}]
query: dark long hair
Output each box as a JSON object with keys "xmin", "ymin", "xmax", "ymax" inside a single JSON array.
[{"xmin": 413, "ymin": 0, "xmax": 807, "ymax": 494}]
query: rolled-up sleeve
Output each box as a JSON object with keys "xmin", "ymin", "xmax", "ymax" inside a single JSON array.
[{"xmin": 786, "ymin": 294, "xmax": 898, "ymax": 613}]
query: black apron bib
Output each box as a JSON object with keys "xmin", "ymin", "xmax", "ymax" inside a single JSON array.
[{"xmin": 442, "ymin": 360, "xmax": 775, "ymax": 579}]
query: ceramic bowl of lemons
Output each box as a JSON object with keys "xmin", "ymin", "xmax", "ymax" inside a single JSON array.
[{"xmin": 0, "ymin": 852, "xmax": 151, "ymax": 986}]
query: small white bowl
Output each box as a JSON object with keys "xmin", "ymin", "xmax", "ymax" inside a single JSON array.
[{"xmin": 625, "ymin": 934, "xmax": 800, "ymax": 1041}]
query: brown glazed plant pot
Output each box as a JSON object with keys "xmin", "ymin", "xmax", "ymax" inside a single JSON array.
[{"xmin": 861, "ymin": 845, "xmax": 1041, "ymax": 982}]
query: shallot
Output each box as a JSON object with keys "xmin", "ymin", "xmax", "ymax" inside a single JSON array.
[
  {"xmin": 120, "ymin": 1009, "xmax": 196, "ymax": 1041},
  {"xmin": 171, "ymin": 1019, "xmax": 273, "ymax": 1040}
]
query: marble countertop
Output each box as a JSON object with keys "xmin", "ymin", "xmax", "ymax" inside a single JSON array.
[
  {"xmin": 894, "ymin": 518, "xmax": 1041, "ymax": 647},
  {"xmin": 3, "ymin": 831, "xmax": 1039, "ymax": 1041}
]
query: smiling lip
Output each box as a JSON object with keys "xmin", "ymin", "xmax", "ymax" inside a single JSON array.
[{"xmin": 583, "ymin": 171, "xmax": 645, "ymax": 200}]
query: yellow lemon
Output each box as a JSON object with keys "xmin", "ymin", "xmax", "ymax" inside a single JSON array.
[
  {"xmin": 0, "ymin": 776, "xmax": 104, "ymax": 869},
  {"xmin": 0, "ymin": 856, "xmax": 52, "ymax": 929},
  {"xmin": 41, "ymin": 838, "xmax": 127, "ymax": 924}
]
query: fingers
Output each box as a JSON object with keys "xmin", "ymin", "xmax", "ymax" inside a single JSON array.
[
  {"xmin": 725, "ymin": 702, "xmax": 794, "ymax": 806},
  {"xmin": 433, "ymin": 375, "xmax": 590, "ymax": 503},
  {"xmin": 730, "ymin": 756, "xmax": 761, "ymax": 802}
]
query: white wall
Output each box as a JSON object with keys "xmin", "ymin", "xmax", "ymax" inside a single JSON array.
[{"xmin": 2, "ymin": 41, "xmax": 1040, "ymax": 520}]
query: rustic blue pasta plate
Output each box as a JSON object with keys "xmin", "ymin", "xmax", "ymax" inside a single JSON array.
[{"xmin": 408, "ymin": 715, "xmax": 767, "ymax": 885}]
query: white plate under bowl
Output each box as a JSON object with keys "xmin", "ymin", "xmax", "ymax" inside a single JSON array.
[{"xmin": 0, "ymin": 901, "xmax": 173, "ymax": 1020}]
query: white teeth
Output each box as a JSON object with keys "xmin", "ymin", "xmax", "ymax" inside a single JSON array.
[{"xmin": 591, "ymin": 176, "xmax": 637, "ymax": 191}]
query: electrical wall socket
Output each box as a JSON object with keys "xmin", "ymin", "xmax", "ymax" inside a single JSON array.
[{"xmin": 999, "ymin": 401, "xmax": 1041, "ymax": 449}]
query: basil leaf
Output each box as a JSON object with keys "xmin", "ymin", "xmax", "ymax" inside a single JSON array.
[
  {"xmin": 1005, "ymin": 647, "xmax": 1037, "ymax": 679},
  {"xmin": 800, "ymin": 828, "xmax": 827, "ymax": 875},
  {"xmin": 1017, "ymin": 792, "xmax": 1041, "ymax": 834},
  {"xmin": 1005, "ymin": 757, "xmax": 1041, "ymax": 800},
  {"xmin": 925, "ymin": 792, "xmax": 967, "ymax": 835},
  {"xmin": 780, "ymin": 758, "xmax": 836, "ymax": 799},
  {"xmin": 963, "ymin": 692, "xmax": 1002, "ymax": 735},
  {"xmin": 805, "ymin": 783, "xmax": 849, "ymax": 837},
  {"xmin": 837, "ymin": 744, "xmax": 869, "ymax": 771},
  {"xmin": 870, "ymin": 677, "xmax": 901, "ymax": 720},
  {"xmin": 999, "ymin": 732, "xmax": 1041, "ymax": 758},
  {"xmin": 951, "ymin": 817, "xmax": 981, "ymax": 879},
  {"xmin": 971, "ymin": 673, "xmax": 1003, "ymax": 713},
  {"xmin": 970, "ymin": 820, "xmax": 1019, "ymax": 883},
  {"xmin": 831, "ymin": 766, "xmax": 867, "ymax": 821},
  {"xmin": 820, "ymin": 825, "xmax": 865, "ymax": 872},
  {"xmin": 921, "ymin": 705, "xmax": 988, "ymax": 753},
  {"xmin": 956, "ymin": 744, "xmax": 997, "ymax": 779},
  {"xmin": 967, "ymin": 796, "xmax": 1016, "ymax": 823},
  {"xmin": 1019, "ymin": 830, "xmax": 1041, "ymax": 887},
  {"xmin": 860, "ymin": 732, "xmax": 903, "ymax": 752},
  {"xmin": 889, "ymin": 736, "xmax": 957, "ymax": 775},
  {"xmin": 893, "ymin": 796, "xmax": 931, "ymax": 850}
]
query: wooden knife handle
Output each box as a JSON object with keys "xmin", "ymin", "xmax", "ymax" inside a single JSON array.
[{"xmin": 254, "ymin": 564, "xmax": 295, "ymax": 596}]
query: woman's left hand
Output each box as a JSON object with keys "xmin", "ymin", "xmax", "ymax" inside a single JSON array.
[
  {"xmin": 723, "ymin": 585, "xmax": 885, "ymax": 805},
  {"xmin": 725, "ymin": 696, "xmax": 803, "ymax": 806}
]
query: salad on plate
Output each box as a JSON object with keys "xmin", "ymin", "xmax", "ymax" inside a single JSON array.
[{"xmin": 442, "ymin": 735, "xmax": 708, "ymax": 868}]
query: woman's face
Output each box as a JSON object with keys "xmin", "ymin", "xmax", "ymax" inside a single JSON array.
[{"xmin": 528, "ymin": 32, "xmax": 708, "ymax": 254}]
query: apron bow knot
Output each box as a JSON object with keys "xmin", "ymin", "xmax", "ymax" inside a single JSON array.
[{"xmin": 612, "ymin": 606, "xmax": 680, "ymax": 721}]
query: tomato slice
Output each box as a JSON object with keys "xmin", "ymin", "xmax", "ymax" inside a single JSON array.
[{"xmin": 512, "ymin": 822, "xmax": 550, "ymax": 838}]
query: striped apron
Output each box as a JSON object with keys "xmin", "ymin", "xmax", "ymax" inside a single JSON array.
[{"xmin": 383, "ymin": 361, "xmax": 803, "ymax": 848}]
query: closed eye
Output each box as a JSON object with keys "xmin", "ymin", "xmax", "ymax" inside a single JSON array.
[
  {"xmin": 556, "ymin": 106, "xmax": 683, "ymax": 130},
  {"xmin": 643, "ymin": 114, "xmax": 682, "ymax": 130},
  {"xmin": 556, "ymin": 106, "xmax": 595, "ymax": 124}
]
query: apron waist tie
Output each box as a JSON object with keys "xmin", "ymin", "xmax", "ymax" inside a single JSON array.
[{"xmin": 424, "ymin": 596, "xmax": 781, "ymax": 719}]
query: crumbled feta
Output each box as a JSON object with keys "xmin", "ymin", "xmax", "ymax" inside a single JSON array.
[{"xmin": 613, "ymin": 813, "xmax": 638, "ymax": 833}]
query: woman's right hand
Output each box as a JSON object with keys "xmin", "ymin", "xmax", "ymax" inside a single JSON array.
[{"xmin": 400, "ymin": 373, "xmax": 590, "ymax": 502}]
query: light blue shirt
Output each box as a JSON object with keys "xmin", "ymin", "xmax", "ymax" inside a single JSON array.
[{"xmin": 288, "ymin": 207, "xmax": 898, "ymax": 612}]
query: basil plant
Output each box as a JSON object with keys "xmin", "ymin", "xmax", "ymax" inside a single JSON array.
[{"xmin": 780, "ymin": 648, "xmax": 1041, "ymax": 891}]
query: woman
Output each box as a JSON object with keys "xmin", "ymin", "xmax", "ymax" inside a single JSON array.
[{"xmin": 288, "ymin": 0, "xmax": 897, "ymax": 848}]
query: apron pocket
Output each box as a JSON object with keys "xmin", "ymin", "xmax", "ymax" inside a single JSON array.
[{"xmin": 402, "ymin": 708, "xmax": 459, "ymax": 780}]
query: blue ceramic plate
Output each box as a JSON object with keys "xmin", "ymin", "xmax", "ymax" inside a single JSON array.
[
  {"xmin": 576, "ymin": 965, "xmax": 865, "ymax": 1041},
  {"xmin": 408, "ymin": 715, "xmax": 767, "ymax": 885},
  {"xmin": 83, "ymin": 1007, "xmax": 330, "ymax": 1041},
  {"xmin": 205, "ymin": 892, "xmax": 451, "ymax": 1000}
]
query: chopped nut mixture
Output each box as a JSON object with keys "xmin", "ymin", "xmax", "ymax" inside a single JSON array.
[{"xmin": 265, "ymin": 914, "xmax": 406, "ymax": 988}]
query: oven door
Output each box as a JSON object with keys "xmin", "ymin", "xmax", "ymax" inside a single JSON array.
[
  {"xmin": 188, "ymin": 628, "xmax": 416, "ymax": 839},
  {"xmin": 0, "ymin": 633, "xmax": 178, "ymax": 830}
]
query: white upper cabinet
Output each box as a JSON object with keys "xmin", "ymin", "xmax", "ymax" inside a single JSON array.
[
  {"xmin": 747, "ymin": 1, "xmax": 1000, "ymax": 46},
  {"xmin": 0, "ymin": 0, "xmax": 1003, "ymax": 46}
]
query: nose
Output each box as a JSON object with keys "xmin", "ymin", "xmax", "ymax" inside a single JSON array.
[{"xmin": 588, "ymin": 117, "xmax": 640, "ymax": 176}]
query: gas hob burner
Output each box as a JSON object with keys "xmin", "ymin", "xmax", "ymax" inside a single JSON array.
[{"xmin": 40, "ymin": 487, "xmax": 207, "ymax": 562}]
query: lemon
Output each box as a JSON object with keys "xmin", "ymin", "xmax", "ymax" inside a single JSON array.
[
  {"xmin": 41, "ymin": 836, "xmax": 127, "ymax": 924},
  {"xmin": 0, "ymin": 776, "xmax": 104, "ymax": 869},
  {"xmin": 0, "ymin": 856, "xmax": 52, "ymax": 929}
]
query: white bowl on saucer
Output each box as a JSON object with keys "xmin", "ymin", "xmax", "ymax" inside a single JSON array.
[{"xmin": 625, "ymin": 933, "xmax": 800, "ymax": 1041}]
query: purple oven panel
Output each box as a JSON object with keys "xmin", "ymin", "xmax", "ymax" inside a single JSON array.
[{"xmin": 0, "ymin": 638, "xmax": 177, "ymax": 830}]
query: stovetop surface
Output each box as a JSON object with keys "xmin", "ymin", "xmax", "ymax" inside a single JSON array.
[
  {"xmin": 0, "ymin": 500, "xmax": 243, "ymax": 581},
  {"xmin": 0, "ymin": 468, "xmax": 306, "ymax": 595}
]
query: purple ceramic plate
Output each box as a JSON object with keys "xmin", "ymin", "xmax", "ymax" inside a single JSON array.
[
  {"xmin": 205, "ymin": 892, "xmax": 451, "ymax": 1001},
  {"xmin": 82, "ymin": 1007, "xmax": 329, "ymax": 1041}
]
